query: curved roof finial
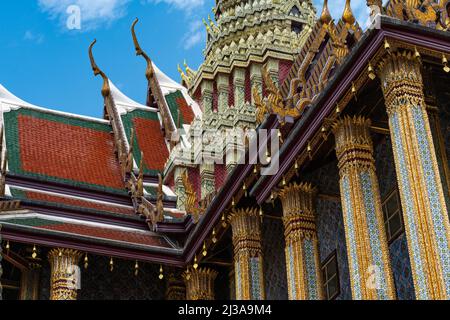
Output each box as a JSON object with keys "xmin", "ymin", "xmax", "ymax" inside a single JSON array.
[
  {"xmin": 320, "ymin": 0, "xmax": 332, "ymax": 25},
  {"xmin": 131, "ymin": 18, "xmax": 154, "ymax": 81},
  {"xmin": 342, "ymin": 0, "xmax": 356, "ymax": 25},
  {"xmin": 89, "ymin": 39, "xmax": 110, "ymax": 98}
]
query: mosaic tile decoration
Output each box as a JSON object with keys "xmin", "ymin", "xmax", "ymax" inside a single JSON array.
[
  {"xmin": 390, "ymin": 111, "xmax": 429, "ymax": 299},
  {"xmin": 262, "ymin": 218, "xmax": 288, "ymax": 300},
  {"xmin": 389, "ymin": 234, "xmax": 416, "ymax": 300}
]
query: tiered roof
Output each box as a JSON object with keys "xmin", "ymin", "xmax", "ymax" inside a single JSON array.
[{"xmin": 0, "ymin": 42, "xmax": 194, "ymax": 262}]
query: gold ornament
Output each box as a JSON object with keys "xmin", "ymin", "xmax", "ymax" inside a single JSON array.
[
  {"xmin": 32, "ymin": 245, "xmax": 37, "ymax": 259},
  {"xmin": 109, "ymin": 257, "xmax": 114, "ymax": 272},
  {"xmin": 159, "ymin": 265, "xmax": 164, "ymax": 280},
  {"xmin": 202, "ymin": 242, "xmax": 208, "ymax": 257}
]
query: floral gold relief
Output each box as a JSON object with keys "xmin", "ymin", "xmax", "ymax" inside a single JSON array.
[
  {"xmin": 333, "ymin": 116, "xmax": 396, "ymax": 300},
  {"xmin": 379, "ymin": 51, "xmax": 450, "ymax": 300},
  {"xmin": 48, "ymin": 248, "xmax": 82, "ymax": 300},
  {"xmin": 183, "ymin": 267, "xmax": 218, "ymax": 300},
  {"xmin": 278, "ymin": 182, "xmax": 325, "ymax": 300}
]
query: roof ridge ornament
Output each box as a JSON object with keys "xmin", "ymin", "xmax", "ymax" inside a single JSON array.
[
  {"xmin": 342, "ymin": 0, "xmax": 356, "ymax": 26},
  {"xmin": 131, "ymin": 18, "xmax": 154, "ymax": 81},
  {"xmin": 88, "ymin": 39, "xmax": 111, "ymax": 98},
  {"xmin": 320, "ymin": 0, "xmax": 332, "ymax": 25}
]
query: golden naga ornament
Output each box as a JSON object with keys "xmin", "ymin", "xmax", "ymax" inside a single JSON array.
[
  {"xmin": 182, "ymin": 171, "xmax": 205, "ymax": 223},
  {"xmin": 131, "ymin": 18, "xmax": 154, "ymax": 81},
  {"xmin": 261, "ymin": 67, "xmax": 302, "ymax": 124},
  {"xmin": 253, "ymin": 87, "xmax": 267, "ymax": 126},
  {"xmin": 88, "ymin": 39, "xmax": 110, "ymax": 98}
]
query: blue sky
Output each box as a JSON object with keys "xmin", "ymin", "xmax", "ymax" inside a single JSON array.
[{"xmin": 0, "ymin": 0, "xmax": 370, "ymax": 118}]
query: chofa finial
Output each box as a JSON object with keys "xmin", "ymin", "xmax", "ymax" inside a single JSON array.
[
  {"xmin": 320, "ymin": 0, "xmax": 332, "ymax": 25},
  {"xmin": 342, "ymin": 0, "xmax": 356, "ymax": 26},
  {"xmin": 131, "ymin": 18, "xmax": 154, "ymax": 81},
  {"xmin": 88, "ymin": 39, "xmax": 110, "ymax": 98}
]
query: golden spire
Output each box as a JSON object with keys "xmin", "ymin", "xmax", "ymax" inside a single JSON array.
[
  {"xmin": 88, "ymin": 39, "xmax": 111, "ymax": 98},
  {"xmin": 320, "ymin": 0, "xmax": 332, "ymax": 25},
  {"xmin": 131, "ymin": 18, "xmax": 154, "ymax": 81},
  {"xmin": 342, "ymin": 0, "xmax": 356, "ymax": 26}
]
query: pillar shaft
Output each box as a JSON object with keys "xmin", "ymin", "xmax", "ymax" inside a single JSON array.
[
  {"xmin": 184, "ymin": 267, "xmax": 218, "ymax": 300},
  {"xmin": 379, "ymin": 52, "xmax": 450, "ymax": 299},
  {"xmin": 229, "ymin": 208, "xmax": 265, "ymax": 300},
  {"xmin": 48, "ymin": 248, "xmax": 82, "ymax": 300},
  {"xmin": 333, "ymin": 116, "xmax": 396, "ymax": 300},
  {"xmin": 279, "ymin": 183, "xmax": 324, "ymax": 300}
]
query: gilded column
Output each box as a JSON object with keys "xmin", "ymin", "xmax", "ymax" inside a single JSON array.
[
  {"xmin": 48, "ymin": 248, "xmax": 82, "ymax": 300},
  {"xmin": 184, "ymin": 267, "xmax": 218, "ymax": 300},
  {"xmin": 166, "ymin": 272, "xmax": 186, "ymax": 300},
  {"xmin": 333, "ymin": 116, "xmax": 396, "ymax": 300},
  {"xmin": 229, "ymin": 208, "xmax": 265, "ymax": 300},
  {"xmin": 278, "ymin": 183, "xmax": 325, "ymax": 300},
  {"xmin": 378, "ymin": 51, "xmax": 450, "ymax": 299}
]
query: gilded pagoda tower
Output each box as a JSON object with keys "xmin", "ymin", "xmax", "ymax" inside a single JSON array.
[{"xmin": 168, "ymin": 0, "xmax": 316, "ymax": 208}]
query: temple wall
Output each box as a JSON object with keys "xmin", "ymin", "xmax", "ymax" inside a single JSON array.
[
  {"xmin": 39, "ymin": 255, "xmax": 165, "ymax": 300},
  {"xmin": 262, "ymin": 217, "xmax": 288, "ymax": 300},
  {"xmin": 308, "ymin": 161, "xmax": 352, "ymax": 300}
]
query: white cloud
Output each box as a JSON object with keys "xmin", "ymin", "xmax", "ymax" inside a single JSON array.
[
  {"xmin": 182, "ymin": 20, "xmax": 204, "ymax": 50},
  {"xmin": 24, "ymin": 30, "xmax": 45, "ymax": 44},
  {"xmin": 38, "ymin": 0, "xmax": 130, "ymax": 31},
  {"xmin": 146, "ymin": 0, "xmax": 205, "ymax": 11}
]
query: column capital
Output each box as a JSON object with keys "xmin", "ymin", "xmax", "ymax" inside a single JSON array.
[
  {"xmin": 229, "ymin": 207, "xmax": 265, "ymax": 300},
  {"xmin": 378, "ymin": 51, "xmax": 424, "ymax": 115},
  {"xmin": 279, "ymin": 182, "xmax": 318, "ymax": 241},
  {"xmin": 48, "ymin": 248, "xmax": 82, "ymax": 300},
  {"xmin": 332, "ymin": 116, "xmax": 374, "ymax": 173},
  {"xmin": 228, "ymin": 208, "xmax": 262, "ymax": 256},
  {"xmin": 183, "ymin": 267, "xmax": 218, "ymax": 300},
  {"xmin": 279, "ymin": 182, "xmax": 324, "ymax": 300}
]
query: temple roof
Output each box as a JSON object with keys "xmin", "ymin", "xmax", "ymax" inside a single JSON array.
[{"xmin": 0, "ymin": 59, "xmax": 192, "ymax": 258}]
